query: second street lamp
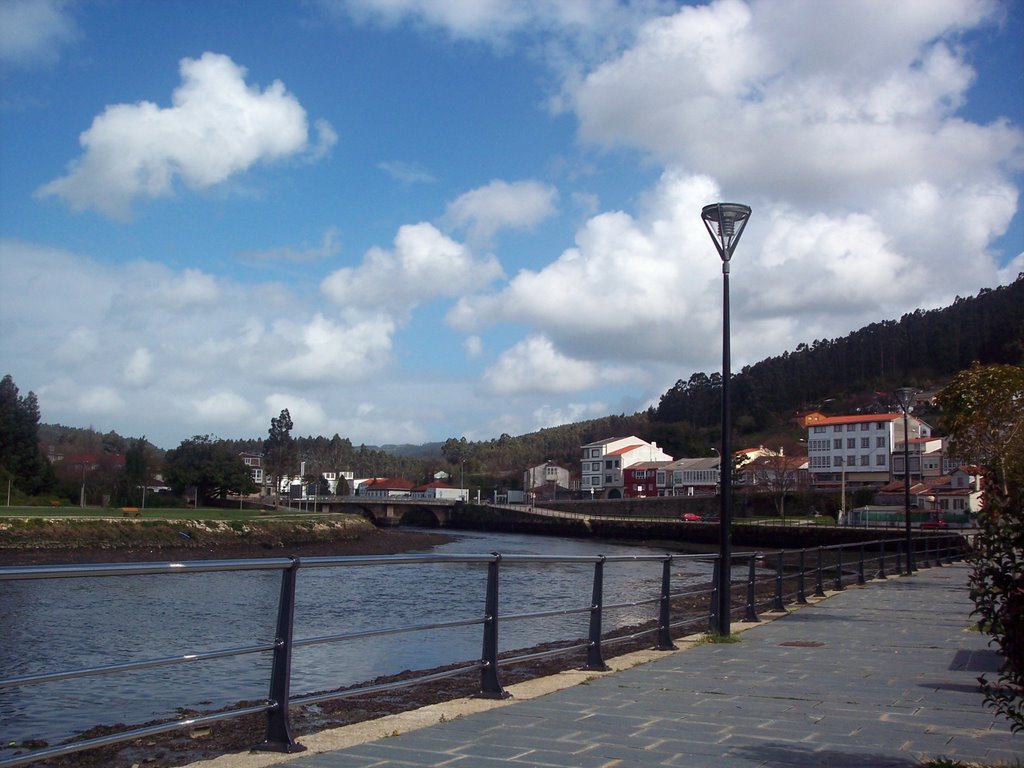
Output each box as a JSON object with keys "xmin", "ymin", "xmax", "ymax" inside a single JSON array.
[
  {"xmin": 701, "ymin": 202, "xmax": 752, "ymax": 637},
  {"xmin": 894, "ymin": 387, "xmax": 917, "ymax": 574}
]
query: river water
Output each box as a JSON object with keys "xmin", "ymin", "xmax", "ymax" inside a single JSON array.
[{"xmin": 0, "ymin": 529, "xmax": 713, "ymax": 745}]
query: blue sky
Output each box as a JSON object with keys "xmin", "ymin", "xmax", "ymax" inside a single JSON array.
[{"xmin": 1, "ymin": 0, "xmax": 1022, "ymax": 450}]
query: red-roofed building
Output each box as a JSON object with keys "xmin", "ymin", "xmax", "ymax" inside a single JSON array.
[{"xmin": 580, "ymin": 436, "xmax": 673, "ymax": 499}]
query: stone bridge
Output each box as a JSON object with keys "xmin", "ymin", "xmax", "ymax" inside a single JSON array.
[{"xmin": 311, "ymin": 497, "xmax": 460, "ymax": 527}]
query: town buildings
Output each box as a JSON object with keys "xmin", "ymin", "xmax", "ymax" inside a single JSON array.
[
  {"xmin": 580, "ymin": 437, "xmax": 673, "ymax": 499},
  {"xmin": 805, "ymin": 413, "xmax": 931, "ymax": 487}
]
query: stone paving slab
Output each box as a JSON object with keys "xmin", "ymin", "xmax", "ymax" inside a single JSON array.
[{"xmin": 198, "ymin": 563, "xmax": 1020, "ymax": 768}]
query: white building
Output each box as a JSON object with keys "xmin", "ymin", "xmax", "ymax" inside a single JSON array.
[
  {"xmin": 807, "ymin": 413, "xmax": 931, "ymax": 487},
  {"xmin": 580, "ymin": 437, "xmax": 673, "ymax": 499}
]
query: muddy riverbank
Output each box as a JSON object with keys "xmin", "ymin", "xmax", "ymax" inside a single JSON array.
[{"xmin": 0, "ymin": 516, "xmax": 452, "ymax": 565}]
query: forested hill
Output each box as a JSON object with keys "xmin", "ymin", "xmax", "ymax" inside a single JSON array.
[{"xmin": 654, "ymin": 274, "xmax": 1024, "ymax": 433}]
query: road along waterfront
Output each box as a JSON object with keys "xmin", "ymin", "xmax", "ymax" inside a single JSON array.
[{"xmin": 0, "ymin": 528, "xmax": 714, "ymax": 753}]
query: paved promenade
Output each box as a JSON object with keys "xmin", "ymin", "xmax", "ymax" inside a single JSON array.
[{"xmin": 202, "ymin": 562, "xmax": 1020, "ymax": 768}]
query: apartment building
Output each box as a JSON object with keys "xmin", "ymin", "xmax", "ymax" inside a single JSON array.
[
  {"xmin": 580, "ymin": 436, "xmax": 673, "ymax": 499},
  {"xmin": 806, "ymin": 413, "xmax": 931, "ymax": 486}
]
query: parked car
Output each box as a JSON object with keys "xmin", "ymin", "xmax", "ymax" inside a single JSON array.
[
  {"xmin": 921, "ymin": 519, "xmax": 948, "ymax": 529},
  {"xmin": 702, "ymin": 513, "xmax": 720, "ymax": 522},
  {"xmin": 680, "ymin": 512, "xmax": 702, "ymax": 522}
]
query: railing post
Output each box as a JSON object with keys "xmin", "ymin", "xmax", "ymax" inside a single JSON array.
[
  {"xmin": 833, "ymin": 546, "xmax": 845, "ymax": 591},
  {"xmin": 477, "ymin": 554, "xmax": 509, "ymax": 698},
  {"xmin": 256, "ymin": 557, "xmax": 304, "ymax": 754},
  {"xmin": 744, "ymin": 553, "xmax": 760, "ymax": 622},
  {"xmin": 876, "ymin": 540, "xmax": 887, "ymax": 580},
  {"xmin": 796, "ymin": 549, "xmax": 807, "ymax": 604},
  {"xmin": 709, "ymin": 557, "xmax": 721, "ymax": 633},
  {"xmin": 655, "ymin": 557, "xmax": 677, "ymax": 650},
  {"xmin": 772, "ymin": 550, "xmax": 786, "ymax": 612},
  {"xmin": 857, "ymin": 544, "xmax": 866, "ymax": 585},
  {"xmin": 814, "ymin": 547, "xmax": 826, "ymax": 597},
  {"xmin": 896, "ymin": 540, "xmax": 904, "ymax": 575},
  {"xmin": 584, "ymin": 556, "xmax": 609, "ymax": 670}
]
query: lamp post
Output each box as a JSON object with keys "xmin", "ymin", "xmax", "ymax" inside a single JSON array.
[
  {"xmin": 701, "ymin": 202, "xmax": 752, "ymax": 636},
  {"xmin": 894, "ymin": 386, "xmax": 916, "ymax": 574}
]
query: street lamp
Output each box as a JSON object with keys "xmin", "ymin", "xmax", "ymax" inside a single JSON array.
[
  {"xmin": 894, "ymin": 386, "xmax": 916, "ymax": 574},
  {"xmin": 701, "ymin": 201, "xmax": 752, "ymax": 637}
]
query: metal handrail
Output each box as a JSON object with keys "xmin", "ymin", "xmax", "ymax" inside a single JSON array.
[{"xmin": 0, "ymin": 536, "xmax": 965, "ymax": 767}]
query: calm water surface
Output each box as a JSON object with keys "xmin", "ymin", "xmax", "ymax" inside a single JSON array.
[{"xmin": 0, "ymin": 529, "xmax": 713, "ymax": 745}]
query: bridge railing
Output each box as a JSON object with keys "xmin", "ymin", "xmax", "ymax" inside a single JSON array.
[{"xmin": 0, "ymin": 535, "xmax": 966, "ymax": 767}]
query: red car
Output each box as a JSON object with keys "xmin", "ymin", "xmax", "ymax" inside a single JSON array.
[
  {"xmin": 680, "ymin": 513, "xmax": 702, "ymax": 522},
  {"xmin": 921, "ymin": 519, "xmax": 949, "ymax": 530}
]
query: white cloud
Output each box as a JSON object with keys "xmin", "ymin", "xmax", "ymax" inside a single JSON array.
[
  {"xmin": 464, "ymin": 335, "xmax": 483, "ymax": 358},
  {"xmin": 267, "ymin": 313, "xmax": 396, "ymax": 383},
  {"xmin": 36, "ymin": 52, "xmax": 336, "ymax": 219},
  {"xmin": 341, "ymin": 0, "xmax": 629, "ymax": 40},
  {"xmin": 0, "ymin": 0, "xmax": 75, "ymax": 68},
  {"xmin": 378, "ymin": 160, "xmax": 436, "ymax": 185},
  {"xmin": 0, "ymin": 239, "xmax": 424, "ymax": 447},
  {"xmin": 321, "ymin": 222, "xmax": 504, "ymax": 314},
  {"xmin": 452, "ymin": 159, "xmax": 1020, "ymax": 391},
  {"xmin": 78, "ymin": 386, "xmax": 124, "ymax": 414},
  {"xmin": 568, "ymin": 0, "xmax": 1022, "ymax": 209},
  {"xmin": 192, "ymin": 391, "xmax": 255, "ymax": 424},
  {"xmin": 482, "ymin": 335, "xmax": 599, "ymax": 396},
  {"xmin": 124, "ymin": 348, "xmax": 154, "ymax": 387},
  {"xmin": 239, "ymin": 227, "xmax": 342, "ymax": 264},
  {"xmin": 444, "ymin": 179, "xmax": 558, "ymax": 242},
  {"xmin": 449, "ymin": 171, "xmax": 723, "ymax": 366},
  {"xmin": 54, "ymin": 326, "xmax": 99, "ymax": 363}
]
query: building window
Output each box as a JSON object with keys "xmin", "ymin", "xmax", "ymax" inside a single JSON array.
[
  {"xmin": 847, "ymin": 438, "xmax": 856, "ymax": 449},
  {"xmin": 861, "ymin": 423, "xmax": 869, "ymax": 431},
  {"xmin": 846, "ymin": 424, "xmax": 856, "ymax": 432},
  {"xmin": 834, "ymin": 425, "xmax": 842, "ymax": 432},
  {"xmin": 604, "ymin": 475, "xmax": 612, "ymax": 484},
  {"xmin": 834, "ymin": 439, "xmax": 842, "ymax": 449},
  {"xmin": 860, "ymin": 455, "xmax": 869, "ymax": 466},
  {"xmin": 876, "ymin": 455, "xmax": 887, "ymax": 466},
  {"xmin": 833, "ymin": 456, "xmax": 843, "ymax": 467},
  {"xmin": 877, "ymin": 437, "xmax": 886, "ymax": 448},
  {"xmin": 813, "ymin": 426, "xmax": 826, "ymax": 434}
]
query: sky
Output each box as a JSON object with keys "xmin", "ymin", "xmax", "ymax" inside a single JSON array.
[{"xmin": 1, "ymin": 0, "xmax": 1022, "ymax": 451}]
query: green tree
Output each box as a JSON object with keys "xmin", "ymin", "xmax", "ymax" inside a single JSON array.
[
  {"xmin": 0, "ymin": 374, "xmax": 55, "ymax": 496},
  {"xmin": 163, "ymin": 435, "xmax": 255, "ymax": 505},
  {"xmin": 938, "ymin": 363, "xmax": 1024, "ymax": 732},
  {"xmin": 124, "ymin": 436, "xmax": 150, "ymax": 506},
  {"xmin": 263, "ymin": 409, "xmax": 297, "ymax": 501}
]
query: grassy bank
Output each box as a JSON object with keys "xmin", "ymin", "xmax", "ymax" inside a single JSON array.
[{"xmin": 0, "ymin": 510, "xmax": 452, "ymax": 565}]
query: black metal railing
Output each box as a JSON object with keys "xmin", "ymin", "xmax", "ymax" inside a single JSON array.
[{"xmin": 0, "ymin": 534, "xmax": 966, "ymax": 767}]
